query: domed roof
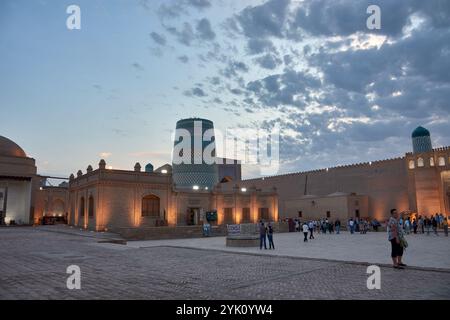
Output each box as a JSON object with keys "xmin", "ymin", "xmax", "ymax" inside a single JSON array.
[
  {"xmin": 145, "ymin": 163, "xmax": 154, "ymax": 173},
  {"xmin": 0, "ymin": 136, "xmax": 27, "ymax": 158},
  {"xmin": 412, "ymin": 126, "xmax": 430, "ymax": 138}
]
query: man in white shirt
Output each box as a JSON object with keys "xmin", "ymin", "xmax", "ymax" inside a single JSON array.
[{"xmin": 302, "ymin": 223, "xmax": 309, "ymax": 242}]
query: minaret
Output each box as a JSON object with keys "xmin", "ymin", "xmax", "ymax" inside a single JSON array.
[
  {"xmin": 172, "ymin": 118, "xmax": 219, "ymax": 190},
  {"xmin": 412, "ymin": 126, "xmax": 432, "ymax": 154}
]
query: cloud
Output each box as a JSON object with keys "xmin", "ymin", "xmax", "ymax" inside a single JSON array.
[
  {"xmin": 196, "ymin": 18, "xmax": 216, "ymax": 40},
  {"xmin": 166, "ymin": 23, "xmax": 195, "ymax": 46},
  {"xmin": 255, "ymin": 53, "xmax": 282, "ymax": 69},
  {"xmin": 184, "ymin": 87, "xmax": 208, "ymax": 97},
  {"xmin": 131, "ymin": 62, "xmax": 144, "ymax": 71},
  {"xmin": 188, "ymin": 0, "xmax": 211, "ymax": 10},
  {"xmin": 291, "ymin": 0, "xmax": 450, "ymax": 38},
  {"xmin": 178, "ymin": 55, "xmax": 189, "ymax": 63},
  {"xmin": 222, "ymin": 60, "xmax": 249, "ymax": 78},
  {"xmin": 233, "ymin": 0, "xmax": 290, "ymax": 38},
  {"xmin": 246, "ymin": 69, "xmax": 321, "ymax": 107},
  {"xmin": 150, "ymin": 0, "xmax": 450, "ymax": 173},
  {"xmin": 99, "ymin": 152, "xmax": 112, "ymax": 158},
  {"xmin": 150, "ymin": 32, "xmax": 166, "ymax": 45},
  {"xmin": 246, "ymin": 38, "xmax": 276, "ymax": 55}
]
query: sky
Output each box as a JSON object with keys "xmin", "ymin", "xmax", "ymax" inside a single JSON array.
[{"xmin": 1, "ymin": 0, "xmax": 449, "ymax": 179}]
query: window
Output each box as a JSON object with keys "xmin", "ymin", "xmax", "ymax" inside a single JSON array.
[
  {"xmin": 409, "ymin": 160, "xmax": 415, "ymax": 169},
  {"xmin": 438, "ymin": 157, "xmax": 445, "ymax": 166},
  {"xmin": 224, "ymin": 207, "xmax": 234, "ymax": 224},
  {"xmin": 417, "ymin": 157, "xmax": 424, "ymax": 167},
  {"xmin": 258, "ymin": 208, "xmax": 269, "ymax": 221},
  {"xmin": 355, "ymin": 209, "xmax": 360, "ymax": 218},
  {"xmin": 141, "ymin": 195, "xmax": 160, "ymax": 217},
  {"xmin": 326, "ymin": 211, "xmax": 331, "ymax": 218},
  {"xmin": 242, "ymin": 207, "xmax": 251, "ymax": 223},
  {"xmin": 79, "ymin": 197, "xmax": 85, "ymax": 217},
  {"xmin": 430, "ymin": 157, "xmax": 435, "ymax": 167},
  {"xmin": 88, "ymin": 196, "xmax": 94, "ymax": 218},
  {"xmin": 298, "ymin": 211, "xmax": 303, "ymax": 218}
]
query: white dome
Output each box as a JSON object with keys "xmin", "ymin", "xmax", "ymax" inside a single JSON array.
[{"xmin": 0, "ymin": 136, "xmax": 27, "ymax": 158}]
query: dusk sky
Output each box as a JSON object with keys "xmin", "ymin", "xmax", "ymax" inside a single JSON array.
[{"xmin": 1, "ymin": 0, "xmax": 449, "ymax": 179}]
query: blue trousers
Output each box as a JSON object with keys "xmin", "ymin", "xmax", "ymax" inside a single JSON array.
[
  {"xmin": 268, "ymin": 234, "xmax": 274, "ymax": 249},
  {"xmin": 260, "ymin": 234, "xmax": 267, "ymax": 249}
]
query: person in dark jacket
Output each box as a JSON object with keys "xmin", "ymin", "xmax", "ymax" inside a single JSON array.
[
  {"xmin": 259, "ymin": 221, "xmax": 267, "ymax": 250},
  {"xmin": 267, "ymin": 224, "xmax": 275, "ymax": 250}
]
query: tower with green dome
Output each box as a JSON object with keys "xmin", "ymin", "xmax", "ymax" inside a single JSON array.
[{"xmin": 412, "ymin": 126, "xmax": 432, "ymax": 154}]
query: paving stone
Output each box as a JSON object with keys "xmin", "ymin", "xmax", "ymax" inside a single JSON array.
[{"xmin": 0, "ymin": 226, "xmax": 449, "ymax": 299}]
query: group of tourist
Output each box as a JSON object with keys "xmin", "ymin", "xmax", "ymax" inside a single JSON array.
[
  {"xmin": 292, "ymin": 217, "xmax": 383, "ymax": 235},
  {"xmin": 294, "ymin": 218, "xmax": 341, "ymax": 235},
  {"xmin": 400, "ymin": 213, "xmax": 449, "ymax": 236}
]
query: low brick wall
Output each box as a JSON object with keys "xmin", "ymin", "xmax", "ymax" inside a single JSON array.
[
  {"xmin": 116, "ymin": 221, "xmax": 290, "ymax": 241},
  {"xmin": 226, "ymin": 235, "xmax": 259, "ymax": 247}
]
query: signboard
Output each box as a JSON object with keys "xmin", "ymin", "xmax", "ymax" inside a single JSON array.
[
  {"xmin": 227, "ymin": 224, "xmax": 241, "ymax": 236},
  {"xmin": 206, "ymin": 211, "xmax": 217, "ymax": 222}
]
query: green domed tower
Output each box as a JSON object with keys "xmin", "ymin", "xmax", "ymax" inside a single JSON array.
[{"xmin": 412, "ymin": 126, "xmax": 432, "ymax": 153}]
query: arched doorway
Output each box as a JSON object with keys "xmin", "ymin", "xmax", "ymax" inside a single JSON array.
[
  {"xmin": 141, "ymin": 194, "xmax": 160, "ymax": 217},
  {"xmin": 79, "ymin": 197, "xmax": 85, "ymax": 226}
]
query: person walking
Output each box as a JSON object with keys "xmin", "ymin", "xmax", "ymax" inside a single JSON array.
[
  {"xmin": 335, "ymin": 219, "xmax": 341, "ymax": 234},
  {"xmin": 387, "ymin": 209, "xmax": 407, "ymax": 269},
  {"xmin": 302, "ymin": 222, "xmax": 309, "ymax": 242},
  {"xmin": 432, "ymin": 217, "xmax": 439, "ymax": 236},
  {"xmin": 372, "ymin": 219, "xmax": 380, "ymax": 232},
  {"xmin": 359, "ymin": 219, "xmax": 364, "ymax": 234},
  {"xmin": 308, "ymin": 221, "xmax": 315, "ymax": 239},
  {"xmin": 259, "ymin": 221, "xmax": 267, "ymax": 250},
  {"xmin": 412, "ymin": 218, "xmax": 418, "ymax": 234},
  {"xmin": 425, "ymin": 216, "xmax": 431, "ymax": 235},
  {"xmin": 419, "ymin": 216, "xmax": 424, "ymax": 234},
  {"xmin": 348, "ymin": 218, "xmax": 355, "ymax": 234},
  {"xmin": 443, "ymin": 217, "xmax": 448, "ymax": 237},
  {"xmin": 404, "ymin": 218, "xmax": 411, "ymax": 235},
  {"xmin": 267, "ymin": 224, "xmax": 275, "ymax": 250}
]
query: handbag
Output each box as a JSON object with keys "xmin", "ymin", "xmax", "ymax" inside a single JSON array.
[{"xmin": 400, "ymin": 237, "xmax": 408, "ymax": 248}]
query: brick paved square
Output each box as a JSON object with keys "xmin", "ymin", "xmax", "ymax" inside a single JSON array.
[{"xmin": 1, "ymin": 226, "xmax": 449, "ymax": 300}]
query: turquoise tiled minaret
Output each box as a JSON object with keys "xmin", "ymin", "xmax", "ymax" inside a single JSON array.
[{"xmin": 412, "ymin": 126, "xmax": 432, "ymax": 154}]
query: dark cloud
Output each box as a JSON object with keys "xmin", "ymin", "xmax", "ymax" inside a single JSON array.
[
  {"xmin": 178, "ymin": 55, "xmax": 189, "ymax": 63},
  {"xmin": 222, "ymin": 60, "xmax": 249, "ymax": 78},
  {"xmin": 165, "ymin": 23, "xmax": 195, "ymax": 46},
  {"xmin": 210, "ymin": 76, "xmax": 221, "ymax": 85},
  {"xmin": 255, "ymin": 53, "xmax": 282, "ymax": 70},
  {"xmin": 196, "ymin": 18, "xmax": 216, "ymax": 40},
  {"xmin": 131, "ymin": 62, "xmax": 144, "ymax": 71},
  {"xmin": 246, "ymin": 38, "xmax": 276, "ymax": 55},
  {"xmin": 291, "ymin": 0, "xmax": 450, "ymax": 38},
  {"xmin": 157, "ymin": 2, "xmax": 187, "ymax": 19},
  {"xmin": 155, "ymin": 0, "xmax": 450, "ymax": 172},
  {"xmin": 150, "ymin": 32, "xmax": 166, "ymax": 45},
  {"xmin": 188, "ymin": 0, "xmax": 211, "ymax": 9},
  {"xmin": 184, "ymin": 87, "xmax": 207, "ymax": 97},
  {"xmin": 234, "ymin": 0, "xmax": 290, "ymax": 38},
  {"xmin": 247, "ymin": 69, "xmax": 321, "ymax": 107},
  {"xmin": 230, "ymin": 88, "xmax": 243, "ymax": 95}
]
